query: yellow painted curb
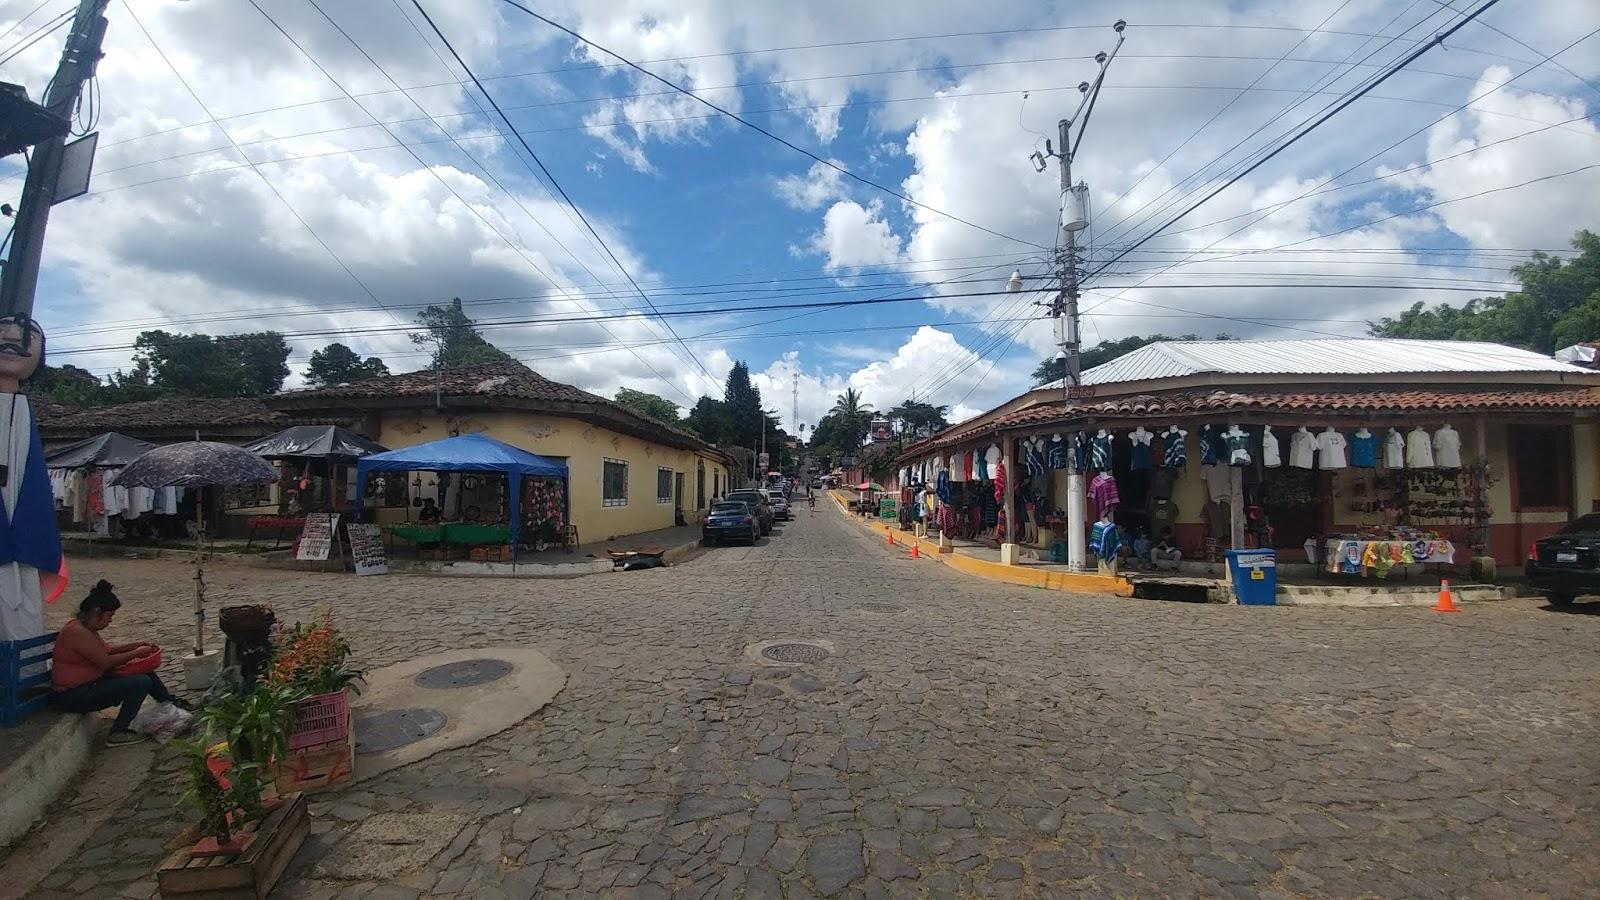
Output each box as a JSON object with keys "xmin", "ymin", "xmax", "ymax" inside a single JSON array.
[{"xmin": 844, "ymin": 500, "xmax": 1133, "ymax": 597}]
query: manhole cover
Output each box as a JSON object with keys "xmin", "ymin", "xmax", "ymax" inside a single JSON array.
[
  {"xmin": 761, "ymin": 643, "xmax": 831, "ymax": 664},
  {"xmin": 414, "ymin": 658, "xmax": 514, "ymax": 690},
  {"xmin": 856, "ymin": 602, "xmax": 906, "ymax": 613},
  {"xmin": 355, "ymin": 708, "xmax": 448, "ymax": 755}
]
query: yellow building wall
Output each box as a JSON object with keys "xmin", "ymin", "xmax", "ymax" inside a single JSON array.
[
  {"xmin": 368, "ymin": 410, "xmax": 728, "ymax": 541},
  {"xmin": 1574, "ymin": 422, "xmax": 1598, "ymax": 515}
]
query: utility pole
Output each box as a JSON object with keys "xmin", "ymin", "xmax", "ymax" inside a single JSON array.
[
  {"xmin": 0, "ymin": 0, "xmax": 111, "ymax": 318},
  {"xmin": 1008, "ymin": 20, "xmax": 1124, "ymax": 571}
]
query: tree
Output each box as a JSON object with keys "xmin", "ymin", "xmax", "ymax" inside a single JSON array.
[
  {"xmin": 1031, "ymin": 333, "xmax": 1231, "ymax": 386},
  {"xmin": 614, "ymin": 387, "xmax": 680, "ymax": 423},
  {"xmin": 123, "ymin": 330, "xmax": 291, "ymax": 398},
  {"xmin": 304, "ymin": 343, "xmax": 390, "ymax": 388},
  {"xmin": 684, "ymin": 395, "xmax": 727, "ymax": 444},
  {"xmin": 1369, "ymin": 230, "xmax": 1600, "ymax": 354},
  {"xmin": 888, "ymin": 399, "xmax": 950, "ymax": 440},
  {"xmin": 410, "ymin": 298, "xmax": 514, "ymax": 368},
  {"xmin": 719, "ymin": 361, "xmax": 765, "ymax": 451}
]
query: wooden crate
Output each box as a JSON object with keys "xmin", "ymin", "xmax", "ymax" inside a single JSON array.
[
  {"xmin": 273, "ymin": 731, "xmax": 354, "ymax": 795},
  {"xmin": 158, "ymin": 792, "xmax": 309, "ymax": 899}
]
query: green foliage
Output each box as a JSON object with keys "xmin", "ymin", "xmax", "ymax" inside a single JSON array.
[
  {"xmin": 683, "ymin": 396, "xmax": 726, "ymax": 443},
  {"xmin": 887, "ymin": 399, "xmax": 949, "ymax": 440},
  {"xmin": 124, "ymin": 330, "xmax": 292, "ymax": 398},
  {"xmin": 1368, "ymin": 230, "xmax": 1600, "ymax": 353},
  {"xmin": 1031, "ymin": 333, "xmax": 1223, "ymax": 386},
  {"xmin": 178, "ymin": 737, "xmax": 267, "ymax": 844},
  {"xmin": 410, "ymin": 298, "xmax": 514, "ymax": 368},
  {"xmin": 613, "ymin": 387, "xmax": 681, "ymax": 423},
  {"xmin": 304, "ymin": 343, "xmax": 389, "ymax": 388},
  {"xmin": 199, "ymin": 683, "xmax": 301, "ymax": 767}
]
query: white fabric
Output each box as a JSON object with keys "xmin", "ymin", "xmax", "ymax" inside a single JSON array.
[
  {"xmin": 1202, "ymin": 463, "xmax": 1231, "ymax": 502},
  {"xmin": 1384, "ymin": 428, "xmax": 1405, "ymax": 469},
  {"xmin": 1406, "ymin": 427, "xmax": 1435, "ymax": 468},
  {"xmin": 949, "ymin": 452, "xmax": 964, "ymax": 482},
  {"xmin": 0, "ymin": 395, "xmax": 45, "ymax": 648},
  {"xmin": 1222, "ymin": 425, "xmax": 1251, "ymax": 465},
  {"xmin": 1315, "ymin": 428, "xmax": 1348, "ymax": 469},
  {"xmin": 1288, "ymin": 428, "xmax": 1316, "ymax": 469},
  {"xmin": 1129, "ymin": 427, "xmax": 1153, "ymax": 447},
  {"xmin": 1433, "ymin": 425, "xmax": 1462, "ymax": 468},
  {"xmin": 985, "ymin": 445, "xmax": 1000, "ymax": 473},
  {"xmin": 1261, "ymin": 426, "xmax": 1281, "ymax": 468}
]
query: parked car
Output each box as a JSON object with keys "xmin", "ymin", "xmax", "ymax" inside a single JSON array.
[
  {"xmin": 702, "ymin": 501, "xmax": 760, "ymax": 547},
  {"xmin": 724, "ymin": 489, "xmax": 774, "ymax": 535},
  {"xmin": 767, "ymin": 490, "xmax": 791, "ymax": 520},
  {"xmin": 1526, "ymin": 513, "xmax": 1600, "ymax": 605}
]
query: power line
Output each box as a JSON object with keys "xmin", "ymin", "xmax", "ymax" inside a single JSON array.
[
  {"xmin": 0, "ymin": 0, "xmax": 58, "ymax": 45},
  {"xmin": 408, "ymin": 0, "xmax": 723, "ymax": 397},
  {"xmin": 122, "ymin": 4, "xmax": 404, "ymax": 329},
  {"xmin": 0, "ymin": 5, "xmax": 70, "ymax": 65},
  {"xmin": 1087, "ymin": 0, "xmax": 1505, "ymax": 278},
  {"xmin": 497, "ymin": 0, "xmax": 1049, "ymax": 253}
]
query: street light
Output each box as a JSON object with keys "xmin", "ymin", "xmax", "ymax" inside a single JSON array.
[{"xmin": 1006, "ymin": 270, "xmax": 1024, "ymax": 293}]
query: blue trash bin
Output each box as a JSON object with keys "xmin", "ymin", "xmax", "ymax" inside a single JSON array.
[{"xmin": 1224, "ymin": 549, "xmax": 1277, "ymax": 605}]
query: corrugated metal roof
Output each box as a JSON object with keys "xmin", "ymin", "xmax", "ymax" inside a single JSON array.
[{"xmin": 1046, "ymin": 339, "xmax": 1595, "ymax": 388}]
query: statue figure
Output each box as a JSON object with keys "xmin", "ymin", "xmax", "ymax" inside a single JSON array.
[{"xmin": 1, "ymin": 315, "xmax": 66, "ymax": 647}]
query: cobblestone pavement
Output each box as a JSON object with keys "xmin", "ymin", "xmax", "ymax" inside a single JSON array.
[{"xmin": 6, "ymin": 506, "xmax": 1600, "ymax": 899}]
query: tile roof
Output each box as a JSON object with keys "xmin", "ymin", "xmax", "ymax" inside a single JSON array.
[
  {"xmin": 900, "ymin": 386, "xmax": 1600, "ymax": 458},
  {"xmin": 1042, "ymin": 339, "xmax": 1597, "ymax": 388},
  {"xmin": 273, "ymin": 361, "xmax": 714, "ymax": 452},
  {"xmin": 40, "ymin": 397, "xmax": 288, "ymax": 432}
]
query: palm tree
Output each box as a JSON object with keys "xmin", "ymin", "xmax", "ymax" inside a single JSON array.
[{"xmin": 829, "ymin": 387, "xmax": 871, "ymax": 419}]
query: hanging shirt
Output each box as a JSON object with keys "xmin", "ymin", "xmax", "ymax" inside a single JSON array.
[
  {"xmin": 975, "ymin": 449, "xmax": 989, "ymax": 482},
  {"xmin": 1090, "ymin": 520, "xmax": 1121, "ymax": 561},
  {"xmin": 1071, "ymin": 432, "xmax": 1089, "ymax": 473},
  {"xmin": 1288, "ymin": 430, "xmax": 1316, "ymax": 469},
  {"xmin": 1088, "ymin": 472, "xmax": 1120, "ymax": 518},
  {"xmin": 1315, "ymin": 430, "xmax": 1348, "ymax": 469},
  {"xmin": 1024, "ymin": 441, "xmax": 1046, "ymax": 477},
  {"xmin": 935, "ymin": 470, "xmax": 951, "ymax": 503},
  {"xmin": 1199, "ymin": 425, "xmax": 1219, "ymax": 466},
  {"xmin": 951, "ymin": 452, "xmax": 966, "ymax": 483},
  {"xmin": 1047, "ymin": 436, "xmax": 1067, "ymax": 470},
  {"xmin": 1202, "ymin": 464, "xmax": 1231, "ymax": 502},
  {"xmin": 1433, "ymin": 426, "xmax": 1462, "ymax": 468},
  {"xmin": 1406, "ymin": 428, "xmax": 1434, "ymax": 468},
  {"xmin": 1129, "ymin": 430, "xmax": 1154, "ymax": 470},
  {"xmin": 1223, "ymin": 427, "xmax": 1251, "ymax": 466},
  {"xmin": 1261, "ymin": 427, "xmax": 1281, "ymax": 468},
  {"xmin": 985, "ymin": 445, "xmax": 1001, "ymax": 481},
  {"xmin": 1162, "ymin": 430, "xmax": 1187, "ymax": 468},
  {"xmin": 1091, "ymin": 433, "xmax": 1112, "ymax": 471},
  {"xmin": 1384, "ymin": 429, "xmax": 1405, "ymax": 469},
  {"xmin": 1350, "ymin": 431, "xmax": 1378, "ymax": 468}
]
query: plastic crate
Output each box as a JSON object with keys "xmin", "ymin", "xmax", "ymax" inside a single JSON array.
[{"xmin": 285, "ymin": 690, "xmax": 349, "ymax": 751}]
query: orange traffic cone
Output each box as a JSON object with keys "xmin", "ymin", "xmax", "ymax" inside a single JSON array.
[
  {"xmin": 886, "ymin": 530, "xmax": 895, "ymax": 547},
  {"xmin": 1433, "ymin": 578, "xmax": 1459, "ymax": 613},
  {"xmin": 909, "ymin": 542, "xmax": 921, "ymax": 559}
]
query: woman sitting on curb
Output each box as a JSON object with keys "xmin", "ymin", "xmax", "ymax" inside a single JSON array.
[{"xmin": 51, "ymin": 580, "xmax": 190, "ymax": 746}]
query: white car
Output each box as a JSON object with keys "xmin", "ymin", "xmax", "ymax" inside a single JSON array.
[{"xmin": 766, "ymin": 490, "xmax": 791, "ymax": 520}]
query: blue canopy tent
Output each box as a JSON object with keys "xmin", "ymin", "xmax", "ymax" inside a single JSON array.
[{"xmin": 354, "ymin": 433, "xmax": 568, "ymax": 552}]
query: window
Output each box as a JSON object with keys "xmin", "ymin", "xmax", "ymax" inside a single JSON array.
[
  {"xmin": 657, "ymin": 467, "xmax": 673, "ymax": 504},
  {"xmin": 603, "ymin": 458, "xmax": 628, "ymax": 507},
  {"xmin": 1511, "ymin": 425, "xmax": 1570, "ymax": 510}
]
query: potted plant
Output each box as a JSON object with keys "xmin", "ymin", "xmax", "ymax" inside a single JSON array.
[
  {"xmin": 219, "ymin": 604, "xmax": 277, "ymax": 686},
  {"xmin": 270, "ymin": 610, "xmax": 364, "ymax": 752}
]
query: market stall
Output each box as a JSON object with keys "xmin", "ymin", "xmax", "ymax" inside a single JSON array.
[
  {"xmin": 45, "ymin": 431, "xmax": 183, "ymax": 540},
  {"xmin": 353, "ymin": 433, "xmax": 567, "ymax": 561}
]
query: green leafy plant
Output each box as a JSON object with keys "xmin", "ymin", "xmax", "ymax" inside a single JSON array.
[
  {"xmin": 199, "ymin": 683, "xmax": 301, "ymax": 767},
  {"xmin": 178, "ymin": 739, "xmax": 267, "ymax": 847},
  {"xmin": 269, "ymin": 609, "xmax": 365, "ymax": 697}
]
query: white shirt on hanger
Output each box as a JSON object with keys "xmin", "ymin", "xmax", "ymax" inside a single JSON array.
[
  {"xmin": 1433, "ymin": 424, "xmax": 1462, "ymax": 468},
  {"xmin": 1288, "ymin": 427, "xmax": 1316, "ymax": 469},
  {"xmin": 1384, "ymin": 428, "xmax": 1405, "ymax": 469},
  {"xmin": 1262, "ymin": 426, "xmax": 1281, "ymax": 468},
  {"xmin": 1315, "ymin": 428, "xmax": 1347, "ymax": 469},
  {"xmin": 1406, "ymin": 426, "xmax": 1435, "ymax": 468}
]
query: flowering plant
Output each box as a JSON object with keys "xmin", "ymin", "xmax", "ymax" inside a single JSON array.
[{"xmin": 268, "ymin": 609, "xmax": 364, "ymax": 696}]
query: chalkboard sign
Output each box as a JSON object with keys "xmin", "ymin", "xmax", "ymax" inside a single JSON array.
[
  {"xmin": 296, "ymin": 513, "xmax": 339, "ymax": 561},
  {"xmin": 347, "ymin": 523, "xmax": 388, "ymax": 576}
]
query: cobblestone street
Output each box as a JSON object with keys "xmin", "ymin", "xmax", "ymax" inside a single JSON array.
[{"xmin": 6, "ymin": 505, "xmax": 1599, "ymax": 899}]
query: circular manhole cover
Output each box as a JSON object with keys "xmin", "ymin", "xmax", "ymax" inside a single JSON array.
[
  {"xmin": 856, "ymin": 602, "xmax": 906, "ymax": 613},
  {"xmin": 355, "ymin": 708, "xmax": 448, "ymax": 755},
  {"xmin": 761, "ymin": 643, "xmax": 831, "ymax": 664},
  {"xmin": 413, "ymin": 658, "xmax": 514, "ymax": 690}
]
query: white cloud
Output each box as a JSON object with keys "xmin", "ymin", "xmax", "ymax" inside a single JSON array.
[
  {"xmin": 774, "ymin": 160, "xmax": 846, "ymax": 210},
  {"xmin": 808, "ymin": 199, "xmax": 904, "ymax": 270}
]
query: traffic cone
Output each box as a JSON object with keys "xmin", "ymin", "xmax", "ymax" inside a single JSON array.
[
  {"xmin": 886, "ymin": 530, "xmax": 895, "ymax": 547},
  {"xmin": 909, "ymin": 542, "xmax": 921, "ymax": 559},
  {"xmin": 1433, "ymin": 578, "xmax": 1459, "ymax": 613}
]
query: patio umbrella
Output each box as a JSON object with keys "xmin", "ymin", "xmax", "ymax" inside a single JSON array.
[
  {"xmin": 855, "ymin": 481, "xmax": 884, "ymax": 491},
  {"xmin": 113, "ymin": 442, "xmax": 277, "ymax": 656},
  {"xmin": 45, "ymin": 432, "xmax": 156, "ymax": 469},
  {"xmin": 245, "ymin": 425, "xmax": 387, "ymax": 461}
]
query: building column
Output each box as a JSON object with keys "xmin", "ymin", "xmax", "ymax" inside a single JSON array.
[
  {"xmin": 1000, "ymin": 436, "xmax": 1018, "ymax": 565},
  {"xmin": 1066, "ymin": 431, "xmax": 1087, "ymax": 570}
]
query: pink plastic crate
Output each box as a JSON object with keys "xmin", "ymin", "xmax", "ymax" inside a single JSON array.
[{"xmin": 286, "ymin": 690, "xmax": 349, "ymax": 751}]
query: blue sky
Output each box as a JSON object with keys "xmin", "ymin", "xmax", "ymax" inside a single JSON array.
[{"xmin": 4, "ymin": 0, "xmax": 1598, "ymax": 429}]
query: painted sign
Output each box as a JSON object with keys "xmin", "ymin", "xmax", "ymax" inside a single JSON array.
[
  {"xmin": 347, "ymin": 523, "xmax": 388, "ymax": 576},
  {"xmin": 295, "ymin": 512, "xmax": 339, "ymax": 561}
]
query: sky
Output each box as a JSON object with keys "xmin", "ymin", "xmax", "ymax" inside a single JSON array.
[{"xmin": 3, "ymin": 0, "xmax": 1598, "ymax": 433}]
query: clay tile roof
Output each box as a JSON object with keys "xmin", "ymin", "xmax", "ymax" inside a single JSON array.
[
  {"xmin": 900, "ymin": 386, "xmax": 1600, "ymax": 461},
  {"xmin": 41, "ymin": 397, "xmax": 288, "ymax": 431},
  {"xmin": 274, "ymin": 360, "xmax": 714, "ymax": 451}
]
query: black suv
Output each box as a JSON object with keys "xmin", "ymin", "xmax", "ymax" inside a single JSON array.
[{"xmin": 1526, "ymin": 513, "xmax": 1600, "ymax": 606}]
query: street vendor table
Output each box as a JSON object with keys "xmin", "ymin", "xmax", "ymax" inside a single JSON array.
[
  {"xmin": 385, "ymin": 523, "xmax": 513, "ymax": 545},
  {"xmin": 1318, "ymin": 537, "xmax": 1456, "ymax": 577},
  {"xmin": 245, "ymin": 516, "xmax": 305, "ymax": 551}
]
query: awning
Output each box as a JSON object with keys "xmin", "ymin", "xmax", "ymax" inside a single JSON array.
[
  {"xmin": 45, "ymin": 432, "xmax": 156, "ymax": 469},
  {"xmin": 245, "ymin": 425, "xmax": 387, "ymax": 461},
  {"xmin": 354, "ymin": 433, "xmax": 567, "ymax": 548}
]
